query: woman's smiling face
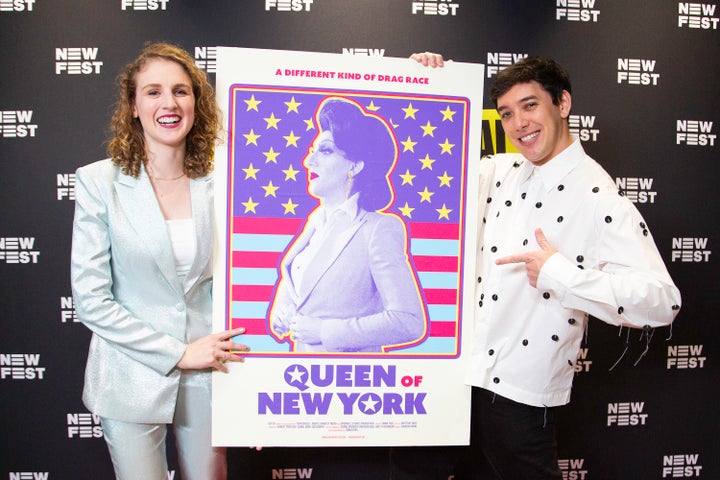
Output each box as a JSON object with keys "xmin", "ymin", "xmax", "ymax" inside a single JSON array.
[
  {"xmin": 303, "ymin": 130, "xmax": 356, "ymax": 205},
  {"xmin": 132, "ymin": 58, "xmax": 195, "ymax": 154}
]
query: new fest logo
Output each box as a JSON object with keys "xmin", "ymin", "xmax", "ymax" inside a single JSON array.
[
  {"xmin": 0, "ymin": 110, "xmax": 37, "ymax": 138},
  {"xmin": 678, "ymin": 2, "xmax": 718, "ymax": 29},
  {"xmin": 265, "ymin": 0, "xmax": 314, "ymax": 12},
  {"xmin": 667, "ymin": 344, "xmax": 706, "ymax": 369},
  {"xmin": 0, "ymin": 353, "xmax": 45, "ymax": 380},
  {"xmin": 617, "ymin": 58, "xmax": 659, "ymax": 86},
  {"xmin": 662, "ymin": 453, "xmax": 703, "ymax": 478},
  {"xmin": 271, "ymin": 467, "xmax": 314, "ymax": 479},
  {"xmin": 671, "ymin": 236, "xmax": 711, "ymax": 262},
  {"xmin": 0, "ymin": 237, "xmax": 40, "ymax": 264},
  {"xmin": 66, "ymin": 413, "xmax": 103, "ymax": 439},
  {"xmin": 342, "ymin": 48, "xmax": 386, "ymax": 57},
  {"xmin": 607, "ymin": 400, "xmax": 648, "ymax": 427},
  {"xmin": 0, "ymin": 0, "xmax": 35, "ymax": 11},
  {"xmin": 676, "ymin": 119, "xmax": 716, "ymax": 147},
  {"xmin": 195, "ymin": 47, "xmax": 217, "ymax": 74},
  {"xmin": 61, "ymin": 296, "xmax": 78, "ymax": 324},
  {"xmin": 411, "ymin": 0, "xmax": 460, "ymax": 16},
  {"xmin": 556, "ymin": 0, "xmax": 600, "ymax": 22},
  {"xmin": 615, "ymin": 176, "xmax": 657, "ymax": 204},
  {"xmin": 7, "ymin": 473, "xmax": 50, "ymax": 480},
  {"xmin": 55, "ymin": 47, "xmax": 103, "ymax": 75},
  {"xmin": 121, "ymin": 0, "xmax": 170, "ymax": 10},
  {"xmin": 486, "ymin": 52, "xmax": 528, "ymax": 78},
  {"xmin": 558, "ymin": 458, "xmax": 589, "ymax": 480},
  {"xmin": 57, "ymin": 172, "xmax": 75, "ymax": 200}
]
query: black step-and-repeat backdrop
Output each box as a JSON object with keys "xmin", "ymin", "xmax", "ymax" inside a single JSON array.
[{"xmin": 0, "ymin": 1, "xmax": 717, "ymax": 479}]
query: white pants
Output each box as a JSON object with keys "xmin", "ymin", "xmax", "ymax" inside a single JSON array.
[{"xmin": 100, "ymin": 376, "xmax": 226, "ymax": 480}]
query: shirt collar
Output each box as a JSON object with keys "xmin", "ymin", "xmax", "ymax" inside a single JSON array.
[
  {"xmin": 532, "ymin": 136, "xmax": 584, "ymax": 192},
  {"xmin": 309, "ymin": 193, "xmax": 361, "ymax": 229}
]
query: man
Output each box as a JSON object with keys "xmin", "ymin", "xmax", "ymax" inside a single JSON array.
[{"xmin": 411, "ymin": 53, "xmax": 681, "ymax": 479}]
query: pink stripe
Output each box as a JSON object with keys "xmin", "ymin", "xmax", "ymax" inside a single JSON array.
[
  {"xmin": 409, "ymin": 221, "xmax": 459, "ymax": 239},
  {"xmin": 232, "ymin": 285, "xmax": 274, "ymax": 301},
  {"xmin": 430, "ymin": 321, "xmax": 457, "ymax": 337},
  {"xmin": 232, "ymin": 251, "xmax": 281, "ymax": 268},
  {"xmin": 233, "ymin": 216, "xmax": 303, "ymax": 234},
  {"xmin": 423, "ymin": 288, "xmax": 458, "ymax": 305},
  {"xmin": 413, "ymin": 255, "xmax": 458, "ymax": 272}
]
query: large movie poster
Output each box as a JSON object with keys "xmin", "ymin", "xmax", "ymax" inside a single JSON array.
[{"xmin": 212, "ymin": 47, "xmax": 484, "ymax": 447}]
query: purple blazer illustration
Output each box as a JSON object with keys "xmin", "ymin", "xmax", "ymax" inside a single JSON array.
[{"xmin": 268, "ymin": 97, "xmax": 429, "ymax": 353}]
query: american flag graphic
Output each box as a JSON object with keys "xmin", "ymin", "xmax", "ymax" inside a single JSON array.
[{"xmin": 224, "ymin": 86, "xmax": 470, "ymax": 357}]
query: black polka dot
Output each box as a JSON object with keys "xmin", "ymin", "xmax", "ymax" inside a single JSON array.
[
  {"xmin": 477, "ymin": 276, "xmax": 482, "ymax": 283},
  {"xmin": 496, "ymin": 181, "xmax": 501, "ymax": 187},
  {"xmin": 522, "ymin": 339, "xmax": 529, "ymax": 346},
  {"xmin": 617, "ymin": 306, "xmax": 624, "ymax": 314},
  {"xmin": 543, "ymin": 292, "xmax": 551, "ymax": 299},
  {"xmin": 513, "ymin": 162, "xmax": 520, "ymax": 168},
  {"xmin": 483, "ymin": 217, "xmax": 487, "ymax": 224},
  {"xmin": 557, "ymin": 184, "xmax": 565, "ymax": 191},
  {"xmin": 618, "ymin": 190, "xmax": 625, "ymax": 197},
  {"xmin": 557, "ymin": 216, "xmax": 564, "ymax": 223},
  {"xmin": 523, "ymin": 239, "xmax": 528, "ymax": 246},
  {"xmin": 577, "ymin": 265, "xmax": 584, "ymax": 269},
  {"xmin": 568, "ymin": 318, "xmax": 576, "ymax": 325},
  {"xmin": 576, "ymin": 255, "xmax": 584, "ymax": 263},
  {"xmin": 491, "ymin": 246, "xmax": 497, "ymax": 253},
  {"xmin": 478, "ymin": 301, "xmax": 483, "ymax": 307},
  {"xmin": 505, "ymin": 200, "xmax": 512, "ymax": 207},
  {"xmin": 487, "ymin": 197, "xmax": 492, "ymax": 203},
  {"xmin": 672, "ymin": 304, "xmax": 680, "ymax": 311},
  {"xmin": 521, "ymin": 192, "xmax": 527, "ymax": 199},
  {"xmin": 605, "ymin": 216, "xmax": 612, "ymax": 223},
  {"xmin": 493, "ymin": 377, "xmax": 500, "ymax": 384},
  {"xmin": 640, "ymin": 222, "xmax": 646, "ymax": 229},
  {"xmin": 492, "ymin": 294, "xmax": 498, "ymax": 301},
  {"xmin": 568, "ymin": 360, "xmax": 574, "ymax": 366},
  {"xmin": 551, "ymin": 334, "xmax": 559, "ymax": 341},
  {"xmin": 592, "ymin": 187, "xmax": 599, "ymax": 193},
  {"xmin": 643, "ymin": 229, "xmax": 649, "ymax": 236},
  {"xmin": 535, "ymin": 202, "xmax": 543, "ymax": 208},
  {"xmin": 488, "ymin": 349, "xmax": 494, "ymax": 355},
  {"xmin": 480, "ymin": 293, "xmax": 485, "ymax": 300}
]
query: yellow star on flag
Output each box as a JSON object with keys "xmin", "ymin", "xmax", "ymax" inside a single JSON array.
[
  {"xmin": 243, "ymin": 129, "xmax": 261, "ymax": 146},
  {"xmin": 399, "ymin": 169, "xmax": 416, "ymax": 185},
  {"xmin": 284, "ymin": 131, "xmax": 301, "ymax": 147},
  {"xmin": 420, "ymin": 120, "xmax": 437, "ymax": 137},
  {"xmin": 285, "ymin": 96, "xmax": 301, "ymax": 113},
  {"xmin": 242, "ymin": 197, "xmax": 259, "ymax": 213},
  {"xmin": 263, "ymin": 147, "xmax": 280, "ymax": 163},
  {"xmin": 398, "ymin": 202, "xmax": 415, "ymax": 218},
  {"xmin": 303, "ymin": 118, "xmax": 315, "ymax": 131},
  {"xmin": 436, "ymin": 204, "xmax": 452, "ymax": 220},
  {"xmin": 401, "ymin": 136, "xmax": 418, "ymax": 152},
  {"xmin": 262, "ymin": 180, "xmax": 279, "ymax": 198},
  {"xmin": 402, "ymin": 102, "xmax": 419, "ymax": 119},
  {"xmin": 366, "ymin": 101, "xmax": 381, "ymax": 112},
  {"xmin": 438, "ymin": 171, "xmax": 453, "ymax": 187},
  {"xmin": 264, "ymin": 112, "xmax": 281, "ymax": 129},
  {"xmin": 282, "ymin": 164, "xmax": 300, "ymax": 181},
  {"xmin": 418, "ymin": 187, "xmax": 434, "ymax": 203},
  {"xmin": 244, "ymin": 94, "xmax": 261, "ymax": 112},
  {"xmin": 440, "ymin": 105, "xmax": 456, "ymax": 122},
  {"xmin": 282, "ymin": 198, "xmax": 299, "ymax": 215},
  {"xmin": 419, "ymin": 154, "xmax": 435, "ymax": 170},
  {"xmin": 439, "ymin": 138, "xmax": 455, "ymax": 154},
  {"xmin": 242, "ymin": 163, "xmax": 260, "ymax": 180}
]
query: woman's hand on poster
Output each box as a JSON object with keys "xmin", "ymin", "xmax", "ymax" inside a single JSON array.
[
  {"xmin": 288, "ymin": 314, "xmax": 323, "ymax": 345},
  {"xmin": 176, "ymin": 327, "xmax": 250, "ymax": 374}
]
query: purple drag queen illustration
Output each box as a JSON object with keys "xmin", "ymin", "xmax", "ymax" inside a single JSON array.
[{"xmin": 267, "ymin": 97, "xmax": 429, "ymax": 353}]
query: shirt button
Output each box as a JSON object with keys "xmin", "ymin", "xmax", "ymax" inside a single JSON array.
[{"xmin": 175, "ymin": 303, "xmax": 185, "ymax": 311}]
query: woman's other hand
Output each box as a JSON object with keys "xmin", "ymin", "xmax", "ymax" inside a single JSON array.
[{"xmin": 176, "ymin": 327, "xmax": 250, "ymax": 373}]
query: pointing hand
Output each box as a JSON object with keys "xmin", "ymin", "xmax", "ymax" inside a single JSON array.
[{"xmin": 495, "ymin": 228, "xmax": 558, "ymax": 287}]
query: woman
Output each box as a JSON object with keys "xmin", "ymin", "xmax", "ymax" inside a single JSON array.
[
  {"xmin": 268, "ymin": 97, "xmax": 428, "ymax": 353},
  {"xmin": 71, "ymin": 42, "xmax": 247, "ymax": 480}
]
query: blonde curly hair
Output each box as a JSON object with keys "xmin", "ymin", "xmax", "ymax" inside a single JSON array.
[{"xmin": 107, "ymin": 42, "xmax": 220, "ymax": 178}]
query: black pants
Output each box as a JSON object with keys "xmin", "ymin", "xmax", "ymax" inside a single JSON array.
[{"xmin": 454, "ymin": 387, "xmax": 563, "ymax": 480}]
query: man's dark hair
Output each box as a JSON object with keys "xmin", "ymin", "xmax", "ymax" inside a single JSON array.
[{"xmin": 489, "ymin": 56, "xmax": 572, "ymax": 107}]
